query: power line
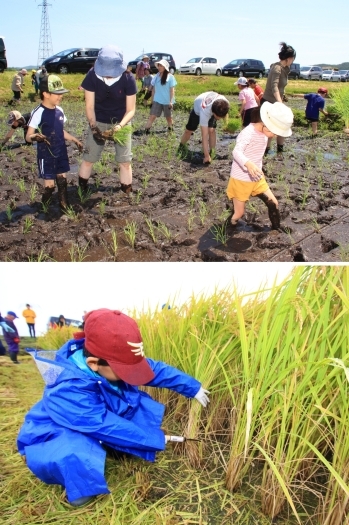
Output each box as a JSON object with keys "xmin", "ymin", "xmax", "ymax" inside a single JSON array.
[{"xmin": 37, "ymin": 0, "xmax": 53, "ymax": 66}]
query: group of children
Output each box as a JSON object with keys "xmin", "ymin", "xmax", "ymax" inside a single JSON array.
[{"xmin": 1, "ymin": 54, "xmax": 329, "ymax": 229}]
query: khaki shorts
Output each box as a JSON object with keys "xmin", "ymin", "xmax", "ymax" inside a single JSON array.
[
  {"xmin": 150, "ymin": 101, "xmax": 173, "ymax": 118},
  {"xmin": 226, "ymin": 176, "xmax": 269, "ymax": 202},
  {"xmin": 83, "ymin": 121, "xmax": 132, "ymax": 164}
]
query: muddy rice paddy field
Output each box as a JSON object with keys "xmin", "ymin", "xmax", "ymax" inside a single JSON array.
[{"xmin": 1, "ymin": 97, "xmax": 349, "ymax": 262}]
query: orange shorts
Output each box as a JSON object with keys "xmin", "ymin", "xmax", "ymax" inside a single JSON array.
[{"xmin": 226, "ymin": 176, "xmax": 269, "ymax": 202}]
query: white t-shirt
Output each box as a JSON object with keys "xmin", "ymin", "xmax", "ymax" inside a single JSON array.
[{"xmin": 193, "ymin": 92, "xmax": 229, "ymax": 127}]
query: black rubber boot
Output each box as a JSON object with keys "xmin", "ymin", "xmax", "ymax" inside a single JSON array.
[
  {"xmin": 257, "ymin": 193, "xmax": 281, "ymax": 230},
  {"xmin": 78, "ymin": 176, "xmax": 89, "ymax": 194},
  {"xmin": 120, "ymin": 183, "xmax": 133, "ymax": 195},
  {"xmin": 56, "ymin": 175, "xmax": 69, "ymax": 210},
  {"xmin": 276, "ymin": 144, "xmax": 284, "ymax": 154},
  {"xmin": 41, "ymin": 186, "xmax": 55, "ymax": 209}
]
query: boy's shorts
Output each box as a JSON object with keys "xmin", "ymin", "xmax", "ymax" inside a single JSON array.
[
  {"xmin": 226, "ymin": 176, "xmax": 269, "ymax": 201},
  {"xmin": 83, "ymin": 121, "xmax": 132, "ymax": 164},
  {"xmin": 150, "ymin": 101, "xmax": 173, "ymax": 118},
  {"xmin": 186, "ymin": 109, "xmax": 217, "ymax": 131},
  {"xmin": 306, "ymin": 117, "xmax": 319, "ymax": 123},
  {"xmin": 38, "ymin": 152, "xmax": 70, "ymax": 180}
]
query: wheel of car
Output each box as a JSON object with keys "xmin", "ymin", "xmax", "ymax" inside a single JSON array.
[
  {"xmin": 216, "ymin": 69, "xmax": 221, "ymax": 76},
  {"xmin": 195, "ymin": 68, "xmax": 202, "ymax": 76},
  {"xmin": 169, "ymin": 67, "xmax": 175, "ymax": 75},
  {"xmin": 319, "ymin": 76, "xmax": 322, "ymax": 81},
  {"xmin": 239, "ymin": 71, "xmax": 245, "ymax": 77},
  {"xmin": 295, "ymin": 74, "xmax": 299, "ymax": 80},
  {"xmin": 308, "ymin": 76, "xmax": 312, "ymax": 80},
  {"xmin": 258, "ymin": 72, "xmax": 263, "ymax": 79},
  {"xmin": 0, "ymin": 65, "xmax": 4, "ymax": 73},
  {"xmin": 58, "ymin": 64, "xmax": 69, "ymax": 74}
]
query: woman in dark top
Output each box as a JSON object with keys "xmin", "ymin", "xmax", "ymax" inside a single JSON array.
[
  {"xmin": 78, "ymin": 45, "xmax": 137, "ymax": 195},
  {"xmin": 261, "ymin": 42, "xmax": 296, "ymax": 155}
]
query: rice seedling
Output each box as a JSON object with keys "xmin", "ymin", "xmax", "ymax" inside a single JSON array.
[
  {"xmin": 132, "ymin": 190, "xmax": 143, "ymax": 205},
  {"xmin": 21, "ymin": 158, "xmax": 27, "ymax": 168},
  {"xmin": 123, "ymin": 221, "xmax": 137, "ymax": 248},
  {"xmin": 23, "ymin": 216, "xmax": 34, "ymax": 234},
  {"xmin": 187, "ymin": 210, "xmax": 196, "ymax": 232},
  {"xmin": 189, "ymin": 193, "xmax": 196, "ymax": 208},
  {"xmin": 68, "ymin": 242, "xmax": 90, "ymax": 262},
  {"xmin": 77, "ymin": 185, "xmax": 92, "ymax": 204},
  {"xmin": 198, "ymin": 200, "xmax": 209, "ymax": 225},
  {"xmin": 27, "ymin": 248, "xmax": 52, "ymax": 261},
  {"xmin": 112, "ymin": 125, "xmax": 132, "ymax": 145},
  {"xmin": 210, "ymin": 222, "xmax": 228, "ymax": 245},
  {"xmin": 5, "ymin": 204, "xmax": 13, "ymax": 221},
  {"xmin": 7, "ymin": 174, "xmax": 13, "ymax": 184},
  {"xmin": 63, "ymin": 206, "xmax": 79, "ymax": 221},
  {"xmin": 157, "ymin": 221, "xmax": 172, "ymax": 241},
  {"xmin": 29, "ymin": 183, "xmax": 38, "ymax": 202},
  {"xmin": 41, "ymin": 200, "xmax": 50, "ymax": 214},
  {"xmin": 15, "ymin": 178, "xmax": 26, "ymax": 192},
  {"xmin": 6, "ymin": 149, "xmax": 15, "ymax": 162},
  {"xmin": 94, "ymin": 174, "xmax": 102, "ymax": 189},
  {"xmin": 144, "ymin": 216, "xmax": 157, "ymax": 243},
  {"xmin": 141, "ymin": 173, "xmax": 151, "ymax": 189},
  {"xmin": 98, "ymin": 198, "xmax": 107, "ymax": 217},
  {"xmin": 103, "ymin": 229, "xmax": 118, "ymax": 260}
]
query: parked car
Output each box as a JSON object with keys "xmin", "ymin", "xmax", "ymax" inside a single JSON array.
[
  {"xmin": 288, "ymin": 63, "xmax": 301, "ymax": 79},
  {"xmin": 338, "ymin": 69, "xmax": 349, "ymax": 82},
  {"xmin": 222, "ymin": 59, "xmax": 265, "ymax": 78},
  {"xmin": 299, "ymin": 66, "xmax": 323, "ymax": 80},
  {"xmin": 42, "ymin": 48, "xmax": 100, "ymax": 74},
  {"xmin": 179, "ymin": 57, "xmax": 222, "ymax": 76},
  {"xmin": 127, "ymin": 53, "xmax": 176, "ymax": 75},
  {"xmin": 264, "ymin": 68, "xmax": 270, "ymax": 78},
  {"xmin": 322, "ymin": 69, "xmax": 336, "ymax": 81},
  {"xmin": 0, "ymin": 36, "xmax": 7, "ymax": 73}
]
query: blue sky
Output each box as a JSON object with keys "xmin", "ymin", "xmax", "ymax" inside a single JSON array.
[
  {"xmin": 2, "ymin": 0, "xmax": 348, "ymax": 68},
  {"xmin": 0, "ymin": 263, "xmax": 295, "ymax": 336}
]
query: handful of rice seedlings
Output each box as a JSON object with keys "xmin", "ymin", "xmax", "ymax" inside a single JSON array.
[{"xmin": 101, "ymin": 125, "xmax": 132, "ymax": 145}]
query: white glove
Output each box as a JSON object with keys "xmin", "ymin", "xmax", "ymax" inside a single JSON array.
[
  {"xmin": 0, "ymin": 322, "xmax": 15, "ymax": 333},
  {"xmin": 194, "ymin": 387, "xmax": 210, "ymax": 407}
]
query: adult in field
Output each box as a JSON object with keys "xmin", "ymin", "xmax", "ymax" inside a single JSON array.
[
  {"xmin": 78, "ymin": 45, "xmax": 137, "ymax": 196},
  {"xmin": 178, "ymin": 91, "xmax": 230, "ymax": 164},
  {"xmin": 261, "ymin": 42, "xmax": 296, "ymax": 155},
  {"xmin": 22, "ymin": 304, "xmax": 36, "ymax": 338},
  {"xmin": 11, "ymin": 69, "xmax": 27, "ymax": 103},
  {"xmin": 2, "ymin": 311, "xmax": 20, "ymax": 364}
]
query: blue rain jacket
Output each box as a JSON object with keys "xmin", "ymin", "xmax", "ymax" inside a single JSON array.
[{"xmin": 17, "ymin": 338, "xmax": 201, "ymax": 502}]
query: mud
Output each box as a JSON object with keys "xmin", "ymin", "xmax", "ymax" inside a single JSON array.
[{"xmin": 1, "ymin": 102, "xmax": 349, "ymax": 262}]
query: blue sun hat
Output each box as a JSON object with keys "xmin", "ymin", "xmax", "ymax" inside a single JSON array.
[{"xmin": 94, "ymin": 45, "xmax": 127, "ymax": 77}]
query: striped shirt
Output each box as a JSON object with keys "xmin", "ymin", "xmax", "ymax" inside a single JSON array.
[{"xmin": 230, "ymin": 124, "xmax": 267, "ymax": 182}]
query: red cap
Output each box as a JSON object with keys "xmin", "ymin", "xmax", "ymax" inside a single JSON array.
[
  {"xmin": 84, "ymin": 309, "xmax": 154, "ymax": 386},
  {"xmin": 318, "ymin": 87, "xmax": 328, "ymax": 94}
]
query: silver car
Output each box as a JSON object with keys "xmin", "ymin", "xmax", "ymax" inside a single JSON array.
[
  {"xmin": 300, "ymin": 66, "xmax": 323, "ymax": 80},
  {"xmin": 338, "ymin": 69, "xmax": 349, "ymax": 82},
  {"xmin": 179, "ymin": 57, "xmax": 222, "ymax": 76},
  {"xmin": 322, "ymin": 69, "xmax": 336, "ymax": 81}
]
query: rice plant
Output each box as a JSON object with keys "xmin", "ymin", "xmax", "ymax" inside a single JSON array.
[
  {"xmin": 123, "ymin": 221, "xmax": 137, "ymax": 248},
  {"xmin": 157, "ymin": 221, "xmax": 172, "ymax": 241},
  {"xmin": 198, "ymin": 200, "xmax": 209, "ymax": 225},
  {"xmin": 68, "ymin": 242, "xmax": 90, "ymax": 262},
  {"xmin": 144, "ymin": 216, "xmax": 157, "ymax": 243},
  {"xmin": 210, "ymin": 222, "xmax": 228, "ymax": 245},
  {"xmin": 63, "ymin": 206, "xmax": 79, "ymax": 221},
  {"xmin": 29, "ymin": 183, "xmax": 38, "ymax": 202},
  {"xmin": 331, "ymin": 85, "xmax": 349, "ymax": 130},
  {"xmin": 16, "ymin": 178, "xmax": 26, "ymax": 192},
  {"xmin": 5, "ymin": 204, "xmax": 13, "ymax": 221},
  {"xmin": 103, "ymin": 229, "xmax": 118, "ymax": 260},
  {"xmin": 23, "ymin": 216, "xmax": 34, "ymax": 234},
  {"xmin": 77, "ymin": 185, "xmax": 92, "ymax": 204}
]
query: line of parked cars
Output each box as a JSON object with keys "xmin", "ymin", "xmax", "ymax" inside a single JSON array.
[{"xmin": 38, "ymin": 46, "xmax": 349, "ymax": 84}]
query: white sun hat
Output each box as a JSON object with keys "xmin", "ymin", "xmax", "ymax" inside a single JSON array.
[{"xmin": 260, "ymin": 101, "xmax": 293, "ymax": 137}]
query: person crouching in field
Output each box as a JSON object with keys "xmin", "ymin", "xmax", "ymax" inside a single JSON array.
[
  {"xmin": 26, "ymin": 75, "xmax": 83, "ymax": 211},
  {"xmin": 1, "ymin": 111, "xmax": 32, "ymax": 147},
  {"xmin": 292, "ymin": 87, "xmax": 328, "ymax": 136},
  {"xmin": 227, "ymin": 102, "xmax": 293, "ymax": 230},
  {"xmin": 17, "ymin": 308, "xmax": 210, "ymax": 507},
  {"xmin": 177, "ymin": 92, "xmax": 230, "ymax": 164}
]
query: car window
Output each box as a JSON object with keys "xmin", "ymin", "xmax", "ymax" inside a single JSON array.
[
  {"xmin": 228, "ymin": 59, "xmax": 244, "ymax": 66},
  {"xmin": 67, "ymin": 53, "xmax": 74, "ymax": 59},
  {"xmin": 209, "ymin": 58, "xmax": 217, "ymax": 64},
  {"xmin": 161, "ymin": 55, "xmax": 170, "ymax": 61}
]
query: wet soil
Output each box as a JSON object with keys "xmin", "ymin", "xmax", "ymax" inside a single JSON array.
[{"xmin": 1, "ymin": 101, "xmax": 349, "ymax": 262}]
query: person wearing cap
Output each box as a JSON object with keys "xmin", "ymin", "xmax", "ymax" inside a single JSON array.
[
  {"xmin": 17, "ymin": 308, "xmax": 210, "ymax": 507},
  {"xmin": 135, "ymin": 55, "xmax": 150, "ymax": 86},
  {"xmin": 227, "ymin": 103, "xmax": 293, "ymax": 230},
  {"xmin": 177, "ymin": 91, "xmax": 230, "ymax": 164},
  {"xmin": 1, "ymin": 110, "xmax": 32, "ymax": 147},
  {"xmin": 22, "ymin": 304, "xmax": 36, "ymax": 338},
  {"xmin": 138, "ymin": 59, "xmax": 177, "ymax": 134},
  {"xmin": 261, "ymin": 42, "xmax": 296, "ymax": 155},
  {"xmin": 31, "ymin": 69, "xmax": 39, "ymax": 95},
  {"xmin": 139, "ymin": 68, "xmax": 154, "ymax": 107},
  {"xmin": 235, "ymin": 77, "xmax": 259, "ymax": 128},
  {"xmin": 1, "ymin": 312, "xmax": 20, "ymax": 364},
  {"xmin": 292, "ymin": 88, "xmax": 328, "ymax": 136},
  {"xmin": 11, "ymin": 68, "xmax": 27, "ymax": 103},
  {"xmin": 26, "ymin": 74, "xmax": 83, "ymax": 211},
  {"xmin": 78, "ymin": 45, "xmax": 137, "ymax": 196}
]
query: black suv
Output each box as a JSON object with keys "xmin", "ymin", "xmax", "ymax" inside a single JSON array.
[
  {"xmin": 127, "ymin": 53, "xmax": 176, "ymax": 74},
  {"xmin": 42, "ymin": 48, "xmax": 100, "ymax": 74},
  {"xmin": 0, "ymin": 37, "xmax": 7, "ymax": 73},
  {"xmin": 222, "ymin": 59, "xmax": 265, "ymax": 78},
  {"xmin": 288, "ymin": 63, "xmax": 300, "ymax": 80}
]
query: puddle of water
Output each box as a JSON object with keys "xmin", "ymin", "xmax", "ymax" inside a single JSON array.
[{"xmin": 323, "ymin": 152, "xmax": 339, "ymax": 160}]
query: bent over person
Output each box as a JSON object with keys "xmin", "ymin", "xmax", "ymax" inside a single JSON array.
[{"xmin": 17, "ymin": 309, "xmax": 210, "ymax": 507}]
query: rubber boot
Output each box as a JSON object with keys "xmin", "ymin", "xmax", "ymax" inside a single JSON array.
[
  {"xmin": 276, "ymin": 144, "xmax": 284, "ymax": 155},
  {"xmin": 78, "ymin": 176, "xmax": 89, "ymax": 195},
  {"xmin": 41, "ymin": 186, "xmax": 55, "ymax": 209},
  {"xmin": 257, "ymin": 193, "xmax": 281, "ymax": 230},
  {"xmin": 56, "ymin": 175, "xmax": 69, "ymax": 210},
  {"xmin": 120, "ymin": 183, "xmax": 133, "ymax": 195}
]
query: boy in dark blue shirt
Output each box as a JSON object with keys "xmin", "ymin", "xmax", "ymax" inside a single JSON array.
[
  {"xmin": 26, "ymin": 75, "xmax": 83, "ymax": 210},
  {"xmin": 293, "ymin": 87, "xmax": 328, "ymax": 136}
]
